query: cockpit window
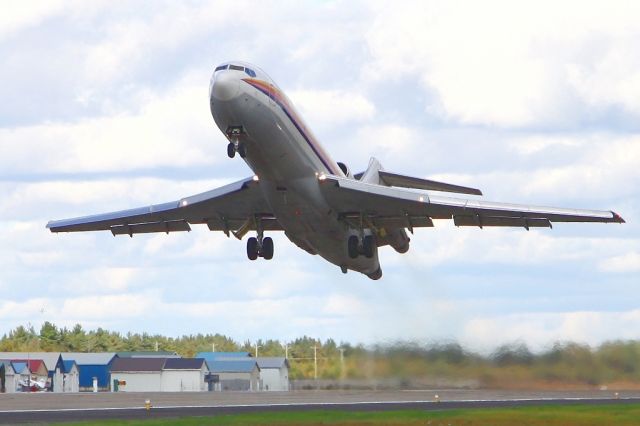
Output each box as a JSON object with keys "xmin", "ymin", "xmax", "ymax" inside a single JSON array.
[
  {"xmin": 244, "ymin": 68, "xmax": 256, "ymax": 77},
  {"xmin": 215, "ymin": 64, "xmax": 228, "ymax": 72},
  {"xmin": 229, "ymin": 64, "xmax": 244, "ymax": 71}
]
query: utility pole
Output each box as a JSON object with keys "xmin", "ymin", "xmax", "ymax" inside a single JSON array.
[
  {"xmin": 255, "ymin": 343, "xmax": 261, "ymax": 358},
  {"xmin": 284, "ymin": 344, "xmax": 288, "ymax": 359},
  {"xmin": 155, "ymin": 341, "xmax": 158, "ymax": 352},
  {"xmin": 339, "ymin": 348, "xmax": 345, "ymax": 380},
  {"xmin": 212, "ymin": 343, "xmax": 215, "ymax": 352},
  {"xmin": 313, "ymin": 345, "xmax": 318, "ymax": 381}
]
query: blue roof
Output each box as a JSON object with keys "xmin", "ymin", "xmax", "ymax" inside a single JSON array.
[
  {"xmin": 12, "ymin": 361, "xmax": 27, "ymax": 374},
  {"xmin": 196, "ymin": 352, "xmax": 251, "ymax": 362},
  {"xmin": 207, "ymin": 359, "xmax": 258, "ymax": 373},
  {"xmin": 62, "ymin": 360, "xmax": 77, "ymax": 373}
]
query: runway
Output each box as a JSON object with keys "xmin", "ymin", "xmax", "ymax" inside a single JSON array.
[{"xmin": 1, "ymin": 389, "xmax": 639, "ymax": 424}]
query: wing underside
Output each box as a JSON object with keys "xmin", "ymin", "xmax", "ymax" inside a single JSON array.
[
  {"xmin": 319, "ymin": 174, "xmax": 624, "ymax": 231},
  {"xmin": 47, "ymin": 177, "xmax": 280, "ymax": 236}
]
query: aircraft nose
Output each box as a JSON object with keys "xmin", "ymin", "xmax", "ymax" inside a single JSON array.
[{"xmin": 210, "ymin": 71, "xmax": 239, "ymax": 101}]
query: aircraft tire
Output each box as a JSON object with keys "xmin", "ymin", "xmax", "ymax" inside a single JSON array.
[
  {"xmin": 262, "ymin": 237, "xmax": 274, "ymax": 260},
  {"xmin": 363, "ymin": 235, "xmax": 375, "ymax": 258},
  {"xmin": 237, "ymin": 143, "xmax": 247, "ymax": 158},
  {"xmin": 347, "ymin": 235, "xmax": 359, "ymax": 259},
  {"xmin": 247, "ymin": 237, "xmax": 259, "ymax": 260},
  {"xmin": 227, "ymin": 143, "xmax": 236, "ymax": 158}
]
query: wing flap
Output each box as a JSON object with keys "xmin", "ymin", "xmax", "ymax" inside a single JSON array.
[
  {"xmin": 453, "ymin": 215, "xmax": 551, "ymax": 229},
  {"xmin": 110, "ymin": 220, "xmax": 191, "ymax": 236}
]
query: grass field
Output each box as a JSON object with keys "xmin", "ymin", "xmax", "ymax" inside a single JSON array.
[{"xmin": 62, "ymin": 403, "xmax": 640, "ymax": 425}]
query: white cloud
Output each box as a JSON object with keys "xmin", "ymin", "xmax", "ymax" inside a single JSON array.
[
  {"xmin": 288, "ymin": 89, "xmax": 375, "ymax": 127},
  {"xmin": 0, "ymin": 1, "xmax": 67, "ymax": 40},
  {"xmin": 365, "ymin": 1, "xmax": 640, "ymax": 126},
  {"xmin": 0, "ymin": 73, "xmax": 221, "ymax": 175},
  {"xmin": 599, "ymin": 251, "xmax": 640, "ymax": 273},
  {"xmin": 462, "ymin": 309, "xmax": 640, "ymax": 351}
]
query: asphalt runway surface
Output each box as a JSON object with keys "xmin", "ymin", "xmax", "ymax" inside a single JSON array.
[{"xmin": 1, "ymin": 389, "xmax": 640, "ymax": 424}]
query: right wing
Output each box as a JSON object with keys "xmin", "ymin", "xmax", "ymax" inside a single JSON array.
[
  {"xmin": 47, "ymin": 177, "xmax": 280, "ymax": 237},
  {"xmin": 319, "ymin": 174, "xmax": 624, "ymax": 231}
]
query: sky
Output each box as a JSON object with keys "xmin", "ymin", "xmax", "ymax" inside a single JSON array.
[{"xmin": 1, "ymin": 0, "xmax": 639, "ymax": 353}]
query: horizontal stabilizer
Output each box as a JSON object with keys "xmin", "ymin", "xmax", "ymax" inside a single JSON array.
[{"xmin": 378, "ymin": 171, "xmax": 483, "ymax": 196}]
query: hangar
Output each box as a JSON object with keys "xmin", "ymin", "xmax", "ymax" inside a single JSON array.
[
  {"xmin": 207, "ymin": 359, "xmax": 260, "ymax": 391},
  {"xmin": 61, "ymin": 352, "xmax": 118, "ymax": 391},
  {"xmin": 256, "ymin": 357, "xmax": 290, "ymax": 391},
  {"xmin": 62, "ymin": 360, "xmax": 80, "ymax": 393},
  {"xmin": 0, "ymin": 352, "xmax": 65, "ymax": 392},
  {"xmin": 0, "ymin": 361, "xmax": 17, "ymax": 393},
  {"xmin": 109, "ymin": 357, "xmax": 210, "ymax": 392}
]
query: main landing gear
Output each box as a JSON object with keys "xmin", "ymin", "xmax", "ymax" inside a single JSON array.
[
  {"xmin": 227, "ymin": 141, "xmax": 246, "ymax": 158},
  {"xmin": 246, "ymin": 219, "xmax": 274, "ymax": 261},
  {"xmin": 347, "ymin": 234, "xmax": 375, "ymax": 259}
]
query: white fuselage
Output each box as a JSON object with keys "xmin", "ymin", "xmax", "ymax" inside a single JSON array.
[{"xmin": 209, "ymin": 62, "xmax": 381, "ymax": 278}]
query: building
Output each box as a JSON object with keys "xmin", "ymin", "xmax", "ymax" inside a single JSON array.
[
  {"xmin": 0, "ymin": 352, "xmax": 65, "ymax": 392},
  {"xmin": 10, "ymin": 361, "xmax": 31, "ymax": 391},
  {"xmin": 0, "ymin": 361, "xmax": 18, "ymax": 393},
  {"xmin": 160, "ymin": 358, "xmax": 209, "ymax": 392},
  {"xmin": 61, "ymin": 352, "xmax": 118, "ymax": 391},
  {"xmin": 109, "ymin": 357, "xmax": 210, "ymax": 392},
  {"xmin": 207, "ymin": 359, "xmax": 260, "ymax": 391},
  {"xmin": 255, "ymin": 357, "xmax": 290, "ymax": 391},
  {"xmin": 109, "ymin": 357, "xmax": 165, "ymax": 392},
  {"xmin": 62, "ymin": 360, "xmax": 80, "ymax": 393}
]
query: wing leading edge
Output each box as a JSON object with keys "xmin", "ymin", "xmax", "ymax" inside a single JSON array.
[
  {"xmin": 319, "ymin": 174, "xmax": 625, "ymax": 230},
  {"xmin": 47, "ymin": 177, "xmax": 280, "ymax": 236}
]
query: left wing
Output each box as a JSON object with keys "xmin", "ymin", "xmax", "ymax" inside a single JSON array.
[
  {"xmin": 319, "ymin": 174, "xmax": 625, "ymax": 230},
  {"xmin": 47, "ymin": 177, "xmax": 280, "ymax": 237}
]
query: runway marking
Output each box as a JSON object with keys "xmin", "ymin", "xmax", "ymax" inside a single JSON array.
[{"xmin": 1, "ymin": 397, "xmax": 639, "ymax": 414}]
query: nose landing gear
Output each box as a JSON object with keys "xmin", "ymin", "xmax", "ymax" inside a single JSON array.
[{"xmin": 227, "ymin": 141, "xmax": 247, "ymax": 158}]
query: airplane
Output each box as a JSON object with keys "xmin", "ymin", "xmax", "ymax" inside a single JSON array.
[{"xmin": 47, "ymin": 61, "xmax": 625, "ymax": 280}]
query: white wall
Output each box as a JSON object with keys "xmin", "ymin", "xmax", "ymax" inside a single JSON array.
[
  {"xmin": 161, "ymin": 369, "xmax": 205, "ymax": 392},
  {"xmin": 4, "ymin": 372, "xmax": 18, "ymax": 393},
  {"xmin": 260, "ymin": 367, "xmax": 289, "ymax": 391},
  {"xmin": 63, "ymin": 367, "xmax": 79, "ymax": 393},
  {"xmin": 110, "ymin": 372, "xmax": 162, "ymax": 392}
]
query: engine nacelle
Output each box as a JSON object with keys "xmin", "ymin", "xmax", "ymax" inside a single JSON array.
[
  {"xmin": 387, "ymin": 228, "xmax": 410, "ymax": 254},
  {"xmin": 337, "ymin": 161, "xmax": 353, "ymax": 178}
]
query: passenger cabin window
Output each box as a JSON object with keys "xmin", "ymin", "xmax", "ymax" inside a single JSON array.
[
  {"xmin": 245, "ymin": 68, "xmax": 256, "ymax": 77},
  {"xmin": 215, "ymin": 64, "xmax": 228, "ymax": 72},
  {"xmin": 229, "ymin": 64, "xmax": 244, "ymax": 71}
]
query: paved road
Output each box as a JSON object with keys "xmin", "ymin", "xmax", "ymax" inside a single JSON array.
[{"xmin": 1, "ymin": 389, "xmax": 639, "ymax": 424}]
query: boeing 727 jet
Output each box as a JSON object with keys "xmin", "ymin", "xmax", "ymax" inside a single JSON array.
[{"xmin": 47, "ymin": 61, "xmax": 625, "ymax": 279}]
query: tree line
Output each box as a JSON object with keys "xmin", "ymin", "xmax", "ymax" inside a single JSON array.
[{"xmin": 2, "ymin": 322, "xmax": 640, "ymax": 386}]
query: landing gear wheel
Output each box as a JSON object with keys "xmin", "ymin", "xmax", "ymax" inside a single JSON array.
[
  {"xmin": 247, "ymin": 237, "xmax": 258, "ymax": 260},
  {"xmin": 347, "ymin": 235, "xmax": 359, "ymax": 259},
  {"xmin": 227, "ymin": 142, "xmax": 236, "ymax": 158},
  {"xmin": 262, "ymin": 237, "xmax": 274, "ymax": 260},
  {"xmin": 363, "ymin": 235, "xmax": 375, "ymax": 259},
  {"xmin": 237, "ymin": 143, "xmax": 247, "ymax": 158}
]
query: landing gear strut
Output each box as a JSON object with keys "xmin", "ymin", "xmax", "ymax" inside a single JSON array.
[{"xmin": 347, "ymin": 234, "xmax": 375, "ymax": 259}]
